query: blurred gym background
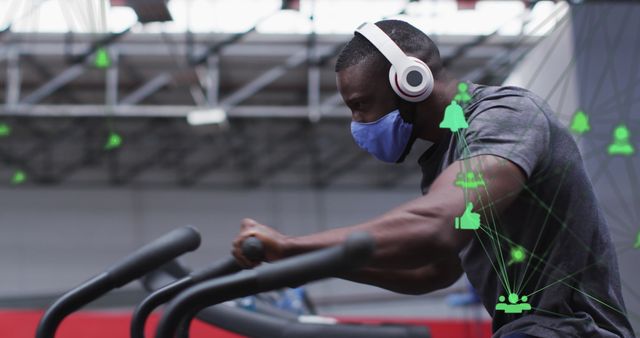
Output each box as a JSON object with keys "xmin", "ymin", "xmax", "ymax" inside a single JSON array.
[{"xmin": 0, "ymin": 0, "xmax": 638, "ymax": 337}]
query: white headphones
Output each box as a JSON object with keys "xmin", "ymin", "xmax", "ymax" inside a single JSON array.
[{"xmin": 355, "ymin": 22, "xmax": 434, "ymax": 103}]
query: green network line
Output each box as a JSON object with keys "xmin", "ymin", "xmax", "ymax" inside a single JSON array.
[
  {"xmin": 474, "ymin": 174, "xmax": 514, "ymax": 295},
  {"xmin": 444, "ymin": 37, "xmax": 639, "ymax": 316},
  {"xmin": 529, "ymin": 305, "xmax": 629, "ymax": 335},
  {"xmin": 472, "ymin": 216, "xmax": 635, "ymax": 310},
  {"xmin": 477, "ymin": 221, "xmax": 632, "ymax": 322},
  {"xmin": 523, "ymin": 244, "xmax": 636, "ymax": 321},
  {"xmin": 455, "ymin": 150, "xmax": 522, "ymax": 302},
  {"xmin": 452, "ymin": 131, "xmax": 616, "ymax": 298},
  {"xmin": 454, "ymin": 132, "xmax": 513, "ymax": 294},
  {"xmin": 602, "ymin": 168, "xmax": 638, "ymax": 221},
  {"xmin": 515, "ymin": 162, "xmax": 570, "ymax": 295},
  {"xmin": 623, "ymin": 160, "xmax": 640, "ymax": 220}
]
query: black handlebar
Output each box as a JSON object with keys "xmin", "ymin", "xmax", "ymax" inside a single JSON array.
[
  {"xmin": 154, "ymin": 232, "xmax": 375, "ymax": 338},
  {"xmin": 107, "ymin": 226, "xmax": 201, "ymax": 288},
  {"xmin": 36, "ymin": 226, "xmax": 201, "ymax": 338},
  {"xmin": 242, "ymin": 236, "xmax": 265, "ymax": 262},
  {"xmin": 131, "ymin": 235, "xmax": 266, "ymax": 338}
]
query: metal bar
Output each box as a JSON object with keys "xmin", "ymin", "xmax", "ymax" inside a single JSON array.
[
  {"xmin": 0, "ymin": 35, "xmax": 527, "ymax": 57},
  {"xmin": 19, "ymin": 64, "xmax": 86, "ymax": 104},
  {"xmin": 190, "ymin": 27, "xmax": 257, "ymax": 65},
  {"xmin": 307, "ymin": 28, "xmax": 321, "ymax": 122},
  {"xmin": 206, "ymin": 55, "xmax": 220, "ymax": 106},
  {"xmin": 120, "ymin": 73, "xmax": 172, "ymax": 105},
  {"xmin": 219, "ymin": 49, "xmax": 310, "ymax": 109},
  {"xmin": 5, "ymin": 48, "xmax": 20, "ymax": 106},
  {"xmin": 308, "ymin": 65, "xmax": 321, "ymax": 122},
  {"xmin": 106, "ymin": 49, "xmax": 119, "ymax": 106},
  {"xmin": 188, "ymin": 85, "xmax": 207, "ymax": 106},
  {"xmin": 70, "ymin": 27, "xmax": 132, "ymax": 64},
  {"xmin": 0, "ymin": 104, "xmax": 350, "ymax": 118},
  {"xmin": 21, "ymin": 54, "xmax": 81, "ymax": 103},
  {"xmin": 18, "ymin": 28, "xmax": 133, "ymax": 106}
]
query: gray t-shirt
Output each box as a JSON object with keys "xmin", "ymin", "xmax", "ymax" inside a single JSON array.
[{"xmin": 418, "ymin": 83, "xmax": 634, "ymax": 337}]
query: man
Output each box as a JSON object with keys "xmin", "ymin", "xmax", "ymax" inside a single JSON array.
[{"xmin": 232, "ymin": 20, "xmax": 634, "ymax": 338}]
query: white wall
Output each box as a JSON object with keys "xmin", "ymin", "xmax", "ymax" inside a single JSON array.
[{"xmin": 0, "ymin": 186, "xmax": 421, "ymax": 296}]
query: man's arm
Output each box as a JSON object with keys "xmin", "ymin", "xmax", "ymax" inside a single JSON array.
[
  {"xmin": 233, "ymin": 155, "xmax": 526, "ymax": 283},
  {"xmin": 340, "ymin": 255, "xmax": 463, "ymax": 295}
]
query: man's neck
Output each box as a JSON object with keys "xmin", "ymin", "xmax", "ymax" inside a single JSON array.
[{"xmin": 417, "ymin": 78, "xmax": 459, "ymax": 143}]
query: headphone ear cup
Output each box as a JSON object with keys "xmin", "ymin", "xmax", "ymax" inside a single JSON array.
[
  {"xmin": 409, "ymin": 57, "xmax": 434, "ymax": 99},
  {"xmin": 388, "ymin": 58, "xmax": 433, "ymax": 103}
]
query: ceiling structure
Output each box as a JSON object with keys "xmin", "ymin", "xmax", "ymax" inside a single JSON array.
[{"xmin": 0, "ymin": 1, "xmax": 568, "ymax": 188}]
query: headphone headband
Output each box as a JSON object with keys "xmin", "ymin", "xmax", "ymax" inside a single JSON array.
[
  {"xmin": 356, "ymin": 22, "xmax": 414, "ymax": 76},
  {"xmin": 355, "ymin": 22, "xmax": 434, "ymax": 102}
]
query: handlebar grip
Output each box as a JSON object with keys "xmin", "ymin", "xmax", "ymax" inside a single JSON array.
[
  {"xmin": 190, "ymin": 257, "xmax": 243, "ymax": 283},
  {"xmin": 106, "ymin": 226, "xmax": 202, "ymax": 288},
  {"xmin": 241, "ymin": 236, "xmax": 265, "ymax": 263},
  {"xmin": 256, "ymin": 232, "xmax": 374, "ymax": 290}
]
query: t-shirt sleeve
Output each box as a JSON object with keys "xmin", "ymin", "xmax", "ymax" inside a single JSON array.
[{"xmin": 457, "ymin": 95, "xmax": 551, "ymax": 179}]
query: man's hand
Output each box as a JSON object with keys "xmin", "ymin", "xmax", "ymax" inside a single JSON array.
[{"xmin": 232, "ymin": 218, "xmax": 289, "ymax": 268}]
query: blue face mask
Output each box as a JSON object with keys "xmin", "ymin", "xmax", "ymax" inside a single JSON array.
[{"xmin": 350, "ymin": 109, "xmax": 413, "ymax": 163}]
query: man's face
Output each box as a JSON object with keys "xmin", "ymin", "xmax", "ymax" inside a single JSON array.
[{"xmin": 336, "ymin": 61, "xmax": 399, "ymax": 123}]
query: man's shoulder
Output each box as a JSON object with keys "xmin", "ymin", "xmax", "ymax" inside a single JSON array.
[
  {"xmin": 463, "ymin": 83, "xmax": 557, "ymax": 139},
  {"xmin": 469, "ymin": 83, "xmax": 550, "ymax": 117},
  {"xmin": 472, "ymin": 83, "xmax": 540, "ymax": 100}
]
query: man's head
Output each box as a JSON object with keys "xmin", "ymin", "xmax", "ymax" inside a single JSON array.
[{"xmin": 336, "ymin": 20, "xmax": 456, "ymax": 162}]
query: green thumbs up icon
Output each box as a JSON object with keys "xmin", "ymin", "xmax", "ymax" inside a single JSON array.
[{"xmin": 455, "ymin": 202, "xmax": 480, "ymax": 230}]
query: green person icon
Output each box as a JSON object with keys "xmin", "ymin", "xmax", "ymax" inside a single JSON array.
[
  {"xmin": 570, "ymin": 110, "xmax": 590, "ymax": 135},
  {"xmin": 454, "ymin": 82, "xmax": 472, "ymax": 104},
  {"xmin": 496, "ymin": 293, "xmax": 531, "ymax": 314},
  {"xmin": 104, "ymin": 132, "xmax": 122, "ymax": 150},
  {"xmin": 634, "ymin": 231, "xmax": 640, "ymax": 249},
  {"xmin": 454, "ymin": 202, "xmax": 480, "ymax": 230},
  {"xmin": 496, "ymin": 295, "xmax": 507, "ymax": 311},
  {"xmin": 607, "ymin": 124, "xmax": 634, "ymax": 156},
  {"xmin": 454, "ymin": 171, "xmax": 486, "ymax": 189},
  {"xmin": 12, "ymin": 170, "xmax": 26, "ymax": 185},
  {"xmin": 439, "ymin": 100, "xmax": 469, "ymax": 133}
]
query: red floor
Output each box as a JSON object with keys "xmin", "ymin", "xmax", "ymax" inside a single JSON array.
[{"xmin": 0, "ymin": 310, "xmax": 491, "ymax": 338}]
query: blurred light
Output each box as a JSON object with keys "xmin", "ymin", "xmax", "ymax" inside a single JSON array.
[
  {"xmin": 12, "ymin": 170, "xmax": 27, "ymax": 185},
  {"xmin": 0, "ymin": 123, "xmax": 11, "ymax": 137},
  {"xmin": 109, "ymin": 6, "xmax": 139, "ymax": 31},
  {"xmin": 187, "ymin": 107, "xmax": 228, "ymax": 126},
  {"xmin": 2, "ymin": 0, "xmax": 564, "ymax": 37},
  {"xmin": 257, "ymin": 10, "xmax": 312, "ymax": 34},
  {"xmin": 104, "ymin": 132, "xmax": 123, "ymax": 150}
]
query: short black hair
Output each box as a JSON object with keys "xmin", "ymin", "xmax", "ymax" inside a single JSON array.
[{"xmin": 334, "ymin": 20, "xmax": 443, "ymax": 78}]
